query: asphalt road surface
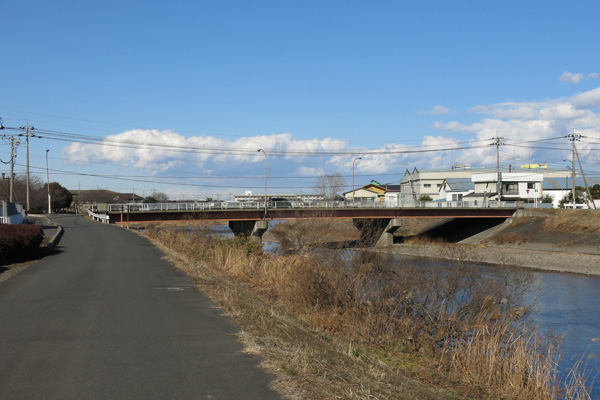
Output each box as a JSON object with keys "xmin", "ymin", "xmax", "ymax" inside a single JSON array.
[{"xmin": 0, "ymin": 214, "xmax": 283, "ymax": 400}]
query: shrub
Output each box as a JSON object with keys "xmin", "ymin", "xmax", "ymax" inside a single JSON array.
[{"xmin": 0, "ymin": 224, "xmax": 44, "ymax": 265}]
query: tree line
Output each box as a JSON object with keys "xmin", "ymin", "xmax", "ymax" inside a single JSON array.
[{"xmin": 0, "ymin": 174, "xmax": 72, "ymax": 211}]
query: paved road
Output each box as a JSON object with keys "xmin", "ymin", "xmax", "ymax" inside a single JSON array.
[{"xmin": 0, "ymin": 214, "xmax": 282, "ymax": 400}]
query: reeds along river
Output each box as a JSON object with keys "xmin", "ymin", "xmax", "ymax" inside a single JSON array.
[
  {"xmin": 280, "ymin": 246, "xmax": 600, "ymax": 396},
  {"xmin": 327, "ymin": 244, "xmax": 600, "ymax": 395},
  {"xmin": 435, "ymin": 260, "xmax": 600, "ymax": 397},
  {"xmin": 204, "ymin": 224, "xmax": 600, "ymax": 396}
]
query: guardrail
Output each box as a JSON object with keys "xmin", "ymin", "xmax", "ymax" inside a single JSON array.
[
  {"xmin": 88, "ymin": 209, "xmax": 110, "ymax": 223},
  {"xmin": 106, "ymin": 200, "xmax": 519, "ymax": 213}
]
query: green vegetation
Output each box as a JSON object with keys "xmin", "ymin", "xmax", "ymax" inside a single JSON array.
[
  {"xmin": 542, "ymin": 193, "xmax": 554, "ymax": 203},
  {"xmin": 144, "ymin": 223, "xmax": 591, "ymax": 399},
  {"xmin": 0, "ymin": 224, "xmax": 44, "ymax": 265},
  {"xmin": 49, "ymin": 182, "xmax": 73, "ymax": 211},
  {"xmin": 559, "ymin": 187, "xmax": 587, "ymax": 207},
  {"xmin": 589, "ymin": 184, "xmax": 600, "ymax": 199}
]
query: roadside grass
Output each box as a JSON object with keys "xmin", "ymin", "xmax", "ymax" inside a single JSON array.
[{"xmin": 143, "ymin": 223, "xmax": 591, "ymax": 399}]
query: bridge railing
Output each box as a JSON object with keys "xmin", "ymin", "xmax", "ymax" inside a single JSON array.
[{"xmin": 106, "ymin": 200, "xmax": 518, "ymax": 213}]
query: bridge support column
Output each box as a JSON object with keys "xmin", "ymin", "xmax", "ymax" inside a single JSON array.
[
  {"xmin": 353, "ymin": 218, "xmax": 402, "ymax": 247},
  {"xmin": 228, "ymin": 220, "xmax": 269, "ymax": 243}
]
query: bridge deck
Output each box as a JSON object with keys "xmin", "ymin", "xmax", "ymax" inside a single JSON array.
[{"xmin": 106, "ymin": 206, "xmax": 517, "ymax": 224}]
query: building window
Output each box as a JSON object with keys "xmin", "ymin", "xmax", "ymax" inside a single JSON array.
[
  {"xmin": 424, "ymin": 184, "xmax": 431, "ymax": 188},
  {"xmin": 505, "ymin": 183, "xmax": 518, "ymax": 195},
  {"xmin": 437, "ymin": 183, "xmax": 442, "ymax": 188},
  {"xmin": 527, "ymin": 182, "xmax": 535, "ymax": 189}
]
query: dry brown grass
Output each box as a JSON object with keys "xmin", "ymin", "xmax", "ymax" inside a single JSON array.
[
  {"xmin": 492, "ymin": 231, "xmax": 529, "ymax": 245},
  {"xmin": 142, "ymin": 225, "xmax": 591, "ymax": 400},
  {"xmin": 541, "ymin": 210, "xmax": 600, "ymax": 234},
  {"xmin": 267, "ymin": 218, "xmax": 360, "ymax": 252}
]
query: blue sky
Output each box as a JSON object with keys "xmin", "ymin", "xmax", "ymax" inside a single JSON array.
[{"xmin": 2, "ymin": 1, "xmax": 600, "ymax": 199}]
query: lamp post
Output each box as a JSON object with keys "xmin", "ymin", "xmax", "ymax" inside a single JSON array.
[
  {"xmin": 257, "ymin": 149, "xmax": 267, "ymax": 214},
  {"xmin": 352, "ymin": 157, "xmax": 362, "ymax": 202},
  {"xmin": 46, "ymin": 149, "xmax": 51, "ymax": 214}
]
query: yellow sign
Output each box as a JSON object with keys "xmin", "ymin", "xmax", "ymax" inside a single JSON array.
[{"xmin": 520, "ymin": 163, "xmax": 547, "ymax": 169}]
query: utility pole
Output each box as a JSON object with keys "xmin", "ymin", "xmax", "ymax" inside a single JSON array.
[
  {"xmin": 9, "ymin": 136, "xmax": 15, "ymax": 202},
  {"xmin": 352, "ymin": 156, "xmax": 362, "ymax": 202},
  {"xmin": 568, "ymin": 130, "xmax": 579, "ymax": 208},
  {"xmin": 46, "ymin": 149, "xmax": 51, "ymax": 214},
  {"xmin": 569, "ymin": 130, "xmax": 596, "ymax": 209},
  {"xmin": 492, "ymin": 133, "xmax": 505, "ymax": 200},
  {"xmin": 257, "ymin": 149, "xmax": 267, "ymax": 216},
  {"xmin": 1, "ymin": 119, "xmax": 36, "ymax": 208},
  {"xmin": 25, "ymin": 121, "xmax": 30, "ymax": 211}
]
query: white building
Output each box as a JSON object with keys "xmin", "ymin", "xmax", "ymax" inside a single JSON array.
[
  {"xmin": 468, "ymin": 172, "xmax": 544, "ymax": 202},
  {"xmin": 542, "ymin": 176, "xmax": 600, "ymax": 209},
  {"xmin": 401, "ymin": 166, "xmax": 573, "ymax": 203},
  {"xmin": 400, "ymin": 167, "xmax": 478, "ymax": 202},
  {"xmin": 439, "ymin": 178, "xmax": 475, "ymax": 202}
]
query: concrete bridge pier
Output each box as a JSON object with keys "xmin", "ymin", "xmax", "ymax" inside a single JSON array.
[
  {"xmin": 228, "ymin": 220, "xmax": 269, "ymax": 243},
  {"xmin": 353, "ymin": 218, "xmax": 402, "ymax": 247}
]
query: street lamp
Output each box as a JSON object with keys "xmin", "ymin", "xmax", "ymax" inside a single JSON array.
[
  {"xmin": 46, "ymin": 149, "xmax": 51, "ymax": 214},
  {"xmin": 352, "ymin": 157, "xmax": 362, "ymax": 202},
  {"xmin": 257, "ymin": 149, "xmax": 267, "ymax": 214}
]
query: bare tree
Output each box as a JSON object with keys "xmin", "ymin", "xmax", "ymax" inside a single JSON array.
[
  {"xmin": 314, "ymin": 173, "xmax": 346, "ymax": 200},
  {"xmin": 152, "ymin": 191, "xmax": 169, "ymax": 202}
]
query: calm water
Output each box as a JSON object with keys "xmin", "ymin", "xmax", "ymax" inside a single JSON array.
[{"xmin": 532, "ymin": 270, "xmax": 600, "ymax": 396}]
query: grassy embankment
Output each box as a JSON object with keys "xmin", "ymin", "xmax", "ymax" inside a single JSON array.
[
  {"xmin": 143, "ymin": 217, "xmax": 591, "ymax": 400},
  {"xmin": 489, "ymin": 209, "xmax": 600, "ymax": 247}
]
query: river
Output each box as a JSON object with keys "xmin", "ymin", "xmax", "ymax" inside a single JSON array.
[{"xmin": 531, "ymin": 270, "xmax": 600, "ymax": 396}]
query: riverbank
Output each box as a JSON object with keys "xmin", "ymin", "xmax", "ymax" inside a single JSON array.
[
  {"xmin": 266, "ymin": 211, "xmax": 600, "ymax": 276},
  {"xmin": 386, "ymin": 209, "xmax": 600, "ymax": 275},
  {"xmin": 385, "ymin": 242, "xmax": 600, "ymax": 276}
]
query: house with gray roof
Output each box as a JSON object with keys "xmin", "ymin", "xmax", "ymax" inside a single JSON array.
[
  {"xmin": 439, "ymin": 178, "xmax": 475, "ymax": 202},
  {"xmin": 542, "ymin": 176, "xmax": 600, "ymax": 208}
]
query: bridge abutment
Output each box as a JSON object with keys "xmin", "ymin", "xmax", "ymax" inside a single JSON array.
[
  {"xmin": 228, "ymin": 220, "xmax": 269, "ymax": 243},
  {"xmin": 353, "ymin": 218, "xmax": 402, "ymax": 247}
]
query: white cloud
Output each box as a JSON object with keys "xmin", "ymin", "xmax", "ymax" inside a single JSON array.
[
  {"xmin": 433, "ymin": 86, "xmax": 600, "ymax": 167},
  {"xmin": 559, "ymin": 71, "xmax": 599, "ymax": 84},
  {"xmin": 297, "ymin": 166, "xmax": 324, "ymax": 176},
  {"xmin": 559, "ymin": 71, "xmax": 584, "ymax": 84},
  {"xmin": 60, "ymin": 85, "xmax": 600, "ymax": 195},
  {"xmin": 429, "ymin": 105, "xmax": 451, "ymax": 115}
]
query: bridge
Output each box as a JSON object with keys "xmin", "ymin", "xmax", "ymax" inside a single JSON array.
[{"xmin": 89, "ymin": 200, "xmax": 522, "ymax": 247}]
